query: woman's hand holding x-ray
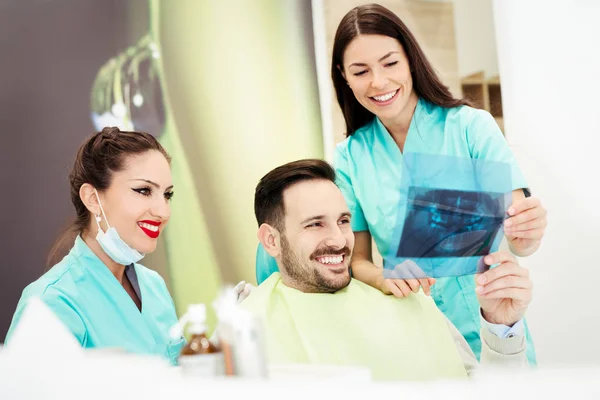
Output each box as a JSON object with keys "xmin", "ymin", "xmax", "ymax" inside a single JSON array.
[
  {"xmin": 475, "ymin": 251, "xmax": 532, "ymax": 326},
  {"xmin": 504, "ymin": 196, "xmax": 547, "ymax": 257},
  {"xmin": 381, "ymin": 260, "xmax": 436, "ymax": 297}
]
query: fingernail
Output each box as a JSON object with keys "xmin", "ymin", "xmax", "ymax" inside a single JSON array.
[
  {"xmin": 477, "ymin": 275, "xmax": 487, "ymax": 284},
  {"xmin": 484, "ymin": 256, "xmax": 492, "ymax": 264},
  {"xmin": 476, "ymin": 286, "xmax": 484, "ymax": 293},
  {"xmin": 508, "ymin": 207, "xmax": 516, "ymax": 216}
]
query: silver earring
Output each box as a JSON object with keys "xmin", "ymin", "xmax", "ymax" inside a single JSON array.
[{"xmin": 95, "ymin": 214, "xmax": 101, "ymax": 223}]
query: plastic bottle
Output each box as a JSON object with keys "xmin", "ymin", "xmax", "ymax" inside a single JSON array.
[
  {"xmin": 212, "ymin": 287, "xmax": 238, "ymax": 376},
  {"xmin": 212, "ymin": 286, "xmax": 268, "ymax": 379},
  {"xmin": 232, "ymin": 307, "xmax": 268, "ymax": 379}
]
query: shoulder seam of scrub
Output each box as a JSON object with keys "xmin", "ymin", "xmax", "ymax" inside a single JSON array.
[
  {"xmin": 460, "ymin": 106, "xmax": 484, "ymax": 137},
  {"xmin": 40, "ymin": 254, "xmax": 81, "ymax": 297}
]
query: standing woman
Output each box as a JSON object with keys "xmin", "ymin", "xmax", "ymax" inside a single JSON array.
[
  {"xmin": 5, "ymin": 127, "xmax": 184, "ymax": 364},
  {"xmin": 331, "ymin": 4, "xmax": 546, "ymax": 364}
]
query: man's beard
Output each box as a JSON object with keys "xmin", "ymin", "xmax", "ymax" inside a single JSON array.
[{"xmin": 280, "ymin": 234, "xmax": 351, "ymax": 293}]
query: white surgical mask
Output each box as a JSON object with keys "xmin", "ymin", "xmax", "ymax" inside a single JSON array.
[{"xmin": 94, "ymin": 189, "xmax": 145, "ymax": 265}]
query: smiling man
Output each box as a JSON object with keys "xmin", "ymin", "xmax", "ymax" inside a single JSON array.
[
  {"xmin": 254, "ymin": 160, "xmax": 354, "ymax": 294},
  {"xmin": 243, "ymin": 159, "xmax": 532, "ymax": 381}
]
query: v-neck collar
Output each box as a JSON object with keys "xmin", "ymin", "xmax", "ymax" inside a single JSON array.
[
  {"xmin": 72, "ymin": 235, "xmax": 144, "ymax": 314},
  {"xmin": 126, "ymin": 264, "xmax": 142, "ymax": 299},
  {"xmin": 69, "ymin": 236, "xmax": 173, "ymax": 353}
]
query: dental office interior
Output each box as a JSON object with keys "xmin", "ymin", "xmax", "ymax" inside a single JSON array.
[{"xmin": 0, "ymin": 0, "xmax": 599, "ymax": 397}]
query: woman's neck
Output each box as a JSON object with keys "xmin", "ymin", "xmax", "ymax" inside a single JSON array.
[
  {"xmin": 379, "ymin": 92, "xmax": 419, "ymax": 151},
  {"xmin": 82, "ymin": 230, "xmax": 126, "ymax": 283}
]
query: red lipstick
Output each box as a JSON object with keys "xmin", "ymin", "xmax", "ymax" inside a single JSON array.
[{"xmin": 138, "ymin": 220, "xmax": 161, "ymax": 239}]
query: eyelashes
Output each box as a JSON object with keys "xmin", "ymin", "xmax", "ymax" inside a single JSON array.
[
  {"xmin": 132, "ymin": 187, "xmax": 151, "ymax": 196},
  {"xmin": 351, "ymin": 61, "xmax": 399, "ymax": 76},
  {"xmin": 132, "ymin": 187, "xmax": 174, "ymax": 201},
  {"xmin": 305, "ymin": 219, "xmax": 351, "ymax": 229}
]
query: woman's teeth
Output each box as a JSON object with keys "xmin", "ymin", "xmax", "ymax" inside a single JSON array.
[
  {"xmin": 138, "ymin": 222, "xmax": 158, "ymax": 232},
  {"xmin": 372, "ymin": 90, "xmax": 397, "ymax": 102},
  {"xmin": 317, "ymin": 255, "xmax": 343, "ymax": 265}
]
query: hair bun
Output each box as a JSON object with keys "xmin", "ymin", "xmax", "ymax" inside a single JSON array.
[{"xmin": 100, "ymin": 126, "xmax": 121, "ymax": 136}]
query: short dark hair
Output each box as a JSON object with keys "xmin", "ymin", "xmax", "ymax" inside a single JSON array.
[
  {"xmin": 254, "ymin": 159, "xmax": 336, "ymax": 231},
  {"xmin": 331, "ymin": 3, "xmax": 470, "ymax": 136}
]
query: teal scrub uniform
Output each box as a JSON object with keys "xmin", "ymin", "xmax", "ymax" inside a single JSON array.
[
  {"xmin": 256, "ymin": 98, "xmax": 536, "ymax": 365},
  {"xmin": 5, "ymin": 235, "xmax": 184, "ymax": 365}
]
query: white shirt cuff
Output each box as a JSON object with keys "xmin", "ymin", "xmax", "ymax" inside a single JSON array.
[{"xmin": 480, "ymin": 310, "xmax": 525, "ymax": 339}]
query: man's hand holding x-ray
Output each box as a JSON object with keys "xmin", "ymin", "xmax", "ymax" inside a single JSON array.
[{"xmin": 475, "ymin": 251, "xmax": 532, "ymax": 325}]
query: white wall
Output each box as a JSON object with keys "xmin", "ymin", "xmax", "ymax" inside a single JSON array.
[
  {"xmin": 453, "ymin": 0, "xmax": 499, "ymax": 77},
  {"xmin": 493, "ymin": 0, "xmax": 600, "ymax": 366}
]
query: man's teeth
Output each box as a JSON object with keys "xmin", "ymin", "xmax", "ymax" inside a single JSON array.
[
  {"xmin": 317, "ymin": 255, "xmax": 343, "ymax": 265},
  {"xmin": 139, "ymin": 222, "xmax": 158, "ymax": 232},
  {"xmin": 372, "ymin": 90, "xmax": 397, "ymax": 102}
]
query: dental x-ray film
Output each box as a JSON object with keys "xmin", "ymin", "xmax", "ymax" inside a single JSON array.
[{"xmin": 383, "ymin": 153, "xmax": 514, "ymax": 279}]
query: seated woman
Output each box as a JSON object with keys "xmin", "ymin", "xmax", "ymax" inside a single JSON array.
[{"xmin": 5, "ymin": 127, "xmax": 184, "ymax": 364}]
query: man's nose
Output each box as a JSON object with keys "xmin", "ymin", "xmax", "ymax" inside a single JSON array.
[{"xmin": 324, "ymin": 225, "xmax": 346, "ymax": 249}]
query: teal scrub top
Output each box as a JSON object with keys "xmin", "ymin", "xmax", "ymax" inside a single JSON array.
[
  {"xmin": 256, "ymin": 98, "xmax": 536, "ymax": 364},
  {"xmin": 5, "ymin": 235, "xmax": 184, "ymax": 365}
]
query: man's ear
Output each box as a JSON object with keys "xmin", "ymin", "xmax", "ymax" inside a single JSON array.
[
  {"xmin": 257, "ymin": 223, "xmax": 281, "ymax": 258},
  {"xmin": 80, "ymin": 183, "xmax": 101, "ymax": 216}
]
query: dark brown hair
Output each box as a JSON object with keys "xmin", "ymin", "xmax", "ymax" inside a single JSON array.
[
  {"xmin": 331, "ymin": 3, "xmax": 470, "ymax": 136},
  {"xmin": 47, "ymin": 126, "xmax": 171, "ymax": 267},
  {"xmin": 254, "ymin": 159, "xmax": 336, "ymax": 231}
]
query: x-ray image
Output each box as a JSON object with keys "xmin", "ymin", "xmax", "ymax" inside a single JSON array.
[
  {"xmin": 383, "ymin": 186, "xmax": 510, "ymax": 279},
  {"xmin": 396, "ymin": 187, "xmax": 505, "ymax": 258},
  {"xmin": 382, "ymin": 153, "xmax": 514, "ymax": 279}
]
